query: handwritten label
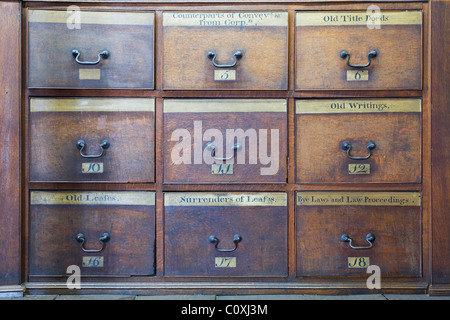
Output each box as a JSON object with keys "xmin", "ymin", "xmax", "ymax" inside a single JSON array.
[
  {"xmin": 214, "ymin": 70, "xmax": 236, "ymax": 81},
  {"xmin": 211, "ymin": 164, "xmax": 234, "ymax": 174},
  {"xmin": 165, "ymin": 193, "xmax": 287, "ymax": 207},
  {"xmin": 296, "ymin": 192, "xmax": 421, "ymax": 206},
  {"xmin": 347, "ymin": 70, "xmax": 369, "ymax": 81},
  {"xmin": 215, "ymin": 257, "xmax": 236, "ymax": 268},
  {"xmin": 348, "ymin": 257, "xmax": 370, "ymax": 268},
  {"xmin": 82, "ymin": 162, "xmax": 103, "ymax": 174},
  {"xmin": 82, "ymin": 256, "xmax": 104, "ymax": 268},
  {"xmin": 79, "ymin": 69, "xmax": 101, "ymax": 80},
  {"xmin": 348, "ymin": 164, "xmax": 370, "ymax": 175}
]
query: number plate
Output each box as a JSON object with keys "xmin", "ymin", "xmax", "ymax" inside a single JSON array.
[
  {"xmin": 82, "ymin": 256, "xmax": 104, "ymax": 267},
  {"xmin": 215, "ymin": 257, "xmax": 236, "ymax": 268},
  {"xmin": 348, "ymin": 164, "xmax": 370, "ymax": 175},
  {"xmin": 348, "ymin": 257, "xmax": 370, "ymax": 268},
  {"xmin": 347, "ymin": 70, "xmax": 369, "ymax": 81},
  {"xmin": 79, "ymin": 69, "xmax": 101, "ymax": 80},
  {"xmin": 82, "ymin": 162, "xmax": 104, "ymax": 173},
  {"xmin": 211, "ymin": 164, "xmax": 233, "ymax": 174},
  {"xmin": 214, "ymin": 70, "xmax": 236, "ymax": 81}
]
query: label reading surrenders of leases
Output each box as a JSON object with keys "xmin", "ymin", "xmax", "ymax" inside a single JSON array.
[
  {"xmin": 296, "ymin": 11, "xmax": 422, "ymax": 26},
  {"xmin": 30, "ymin": 191, "xmax": 155, "ymax": 206},
  {"xmin": 165, "ymin": 193, "xmax": 287, "ymax": 206},
  {"xmin": 296, "ymin": 192, "xmax": 421, "ymax": 206},
  {"xmin": 164, "ymin": 12, "xmax": 288, "ymax": 27},
  {"xmin": 296, "ymin": 99, "xmax": 421, "ymax": 114}
]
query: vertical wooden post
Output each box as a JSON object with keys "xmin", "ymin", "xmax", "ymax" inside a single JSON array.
[
  {"xmin": 430, "ymin": 0, "xmax": 450, "ymax": 295},
  {"xmin": 0, "ymin": 0, "xmax": 22, "ymax": 297}
]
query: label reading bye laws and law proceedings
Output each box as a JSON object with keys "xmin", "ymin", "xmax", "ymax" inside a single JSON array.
[
  {"xmin": 296, "ymin": 192, "xmax": 421, "ymax": 207},
  {"xmin": 163, "ymin": 12, "xmax": 288, "ymax": 28},
  {"xmin": 296, "ymin": 99, "xmax": 421, "ymax": 114}
]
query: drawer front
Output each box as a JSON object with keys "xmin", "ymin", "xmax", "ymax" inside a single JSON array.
[
  {"xmin": 295, "ymin": 11, "xmax": 422, "ymax": 90},
  {"xmin": 29, "ymin": 191, "xmax": 156, "ymax": 277},
  {"xmin": 164, "ymin": 193, "xmax": 288, "ymax": 277},
  {"xmin": 296, "ymin": 99, "xmax": 421, "ymax": 183},
  {"xmin": 163, "ymin": 99, "xmax": 287, "ymax": 183},
  {"xmin": 162, "ymin": 12, "xmax": 288, "ymax": 90},
  {"xmin": 296, "ymin": 192, "xmax": 421, "ymax": 278},
  {"xmin": 28, "ymin": 10, "xmax": 154, "ymax": 89},
  {"xmin": 30, "ymin": 98, "xmax": 155, "ymax": 183}
]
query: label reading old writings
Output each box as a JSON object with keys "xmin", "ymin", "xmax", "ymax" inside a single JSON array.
[
  {"xmin": 296, "ymin": 192, "xmax": 421, "ymax": 206},
  {"xmin": 296, "ymin": 99, "xmax": 421, "ymax": 114},
  {"xmin": 164, "ymin": 12, "xmax": 288, "ymax": 27},
  {"xmin": 165, "ymin": 193, "xmax": 287, "ymax": 206}
]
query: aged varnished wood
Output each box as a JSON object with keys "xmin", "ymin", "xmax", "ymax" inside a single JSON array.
[
  {"xmin": 29, "ymin": 191, "xmax": 156, "ymax": 277},
  {"xmin": 164, "ymin": 193, "xmax": 288, "ymax": 277},
  {"xmin": 28, "ymin": 10, "xmax": 155, "ymax": 89},
  {"xmin": 29, "ymin": 98, "xmax": 155, "ymax": 183},
  {"xmin": 295, "ymin": 11, "xmax": 422, "ymax": 90},
  {"xmin": 0, "ymin": 0, "xmax": 444, "ymax": 296}
]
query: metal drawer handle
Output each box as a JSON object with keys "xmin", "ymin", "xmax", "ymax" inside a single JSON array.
[
  {"xmin": 207, "ymin": 51, "xmax": 243, "ymax": 68},
  {"xmin": 205, "ymin": 142, "xmax": 241, "ymax": 161},
  {"xmin": 341, "ymin": 233, "xmax": 375, "ymax": 250},
  {"xmin": 341, "ymin": 141, "xmax": 376, "ymax": 160},
  {"xmin": 76, "ymin": 232, "xmax": 111, "ymax": 253},
  {"xmin": 76, "ymin": 139, "xmax": 110, "ymax": 158},
  {"xmin": 72, "ymin": 49, "xmax": 109, "ymax": 65},
  {"xmin": 340, "ymin": 50, "xmax": 377, "ymax": 68},
  {"xmin": 209, "ymin": 234, "xmax": 242, "ymax": 252}
]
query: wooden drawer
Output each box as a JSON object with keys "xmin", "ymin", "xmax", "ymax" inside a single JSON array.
[
  {"xmin": 162, "ymin": 12, "xmax": 288, "ymax": 90},
  {"xmin": 28, "ymin": 10, "xmax": 154, "ymax": 89},
  {"xmin": 295, "ymin": 11, "xmax": 422, "ymax": 90},
  {"xmin": 164, "ymin": 192, "xmax": 288, "ymax": 277},
  {"xmin": 29, "ymin": 191, "xmax": 156, "ymax": 277},
  {"xmin": 296, "ymin": 192, "xmax": 421, "ymax": 278},
  {"xmin": 295, "ymin": 99, "xmax": 421, "ymax": 183},
  {"xmin": 163, "ymin": 99, "xmax": 287, "ymax": 183},
  {"xmin": 29, "ymin": 98, "xmax": 155, "ymax": 183}
]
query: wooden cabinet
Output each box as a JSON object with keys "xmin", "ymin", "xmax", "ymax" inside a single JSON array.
[{"xmin": 2, "ymin": 0, "xmax": 449, "ymax": 297}]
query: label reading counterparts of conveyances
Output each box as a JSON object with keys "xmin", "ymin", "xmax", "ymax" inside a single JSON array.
[
  {"xmin": 30, "ymin": 191, "xmax": 155, "ymax": 206},
  {"xmin": 296, "ymin": 192, "xmax": 421, "ymax": 206},
  {"xmin": 163, "ymin": 12, "xmax": 288, "ymax": 27},
  {"xmin": 165, "ymin": 193, "xmax": 287, "ymax": 207}
]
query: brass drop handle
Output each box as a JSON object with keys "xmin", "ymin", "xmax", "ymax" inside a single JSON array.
[
  {"xmin": 209, "ymin": 234, "xmax": 242, "ymax": 252},
  {"xmin": 341, "ymin": 233, "xmax": 375, "ymax": 250},
  {"xmin": 340, "ymin": 50, "xmax": 377, "ymax": 68},
  {"xmin": 341, "ymin": 141, "xmax": 376, "ymax": 160},
  {"xmin": 76, "ymin": 232, "xmax": 111, "ymax": 253},
  {"xmin": 205, "ymin": 142, "xmax": 241, "ymax": 161},
  {"xmin": 72, "ymin": 49, "xmax": 109, "ymax": 65},
  {"xmin": 76, "ymin": 139, "xmax": 110, "ymax": 158},
  {"xmin": 207, "ymin": 51, "xmax": 243, "ymax": 68}
]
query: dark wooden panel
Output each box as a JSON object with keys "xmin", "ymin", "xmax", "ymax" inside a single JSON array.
[
  {"xmin": 164, "ymin": 193, "xmax": 288, "ymax": 277},
  {"xmin": 296, "ymin": 101, "xmax": 421, "ymax": 183},
  {"xmin": 431, "ymin": 0, "xmax": 450, "ymax": 286},
  {"xmin": 28, "ymin": 10, "xmax": 154, "ymax": 89},
  {"xmin": 295, "ymin": 11, "xmax": 422, "ymax": 90},
  {"xmin": 163, "ymin": 100, "xmax": 287, "ymax": 183},
  {"xmin": 296, "ymin": 192, "xmax": 421, "ymax": 278},
  {"xmin": 29, "ymin": 191, "xmax": 156, "ymax": 277},
  {"xmin": 162, "ymin": 12, "xmax": 288, "ymax": 90},
  {"xmin": 29, "ymin": 98, "xmax": 155, "ymax": 183},
  {"xmin": 0, "ymin": 1, "xmax": 21, "ymax": 286}
]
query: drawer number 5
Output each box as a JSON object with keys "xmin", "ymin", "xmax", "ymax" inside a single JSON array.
[{"xmin": 214, "ymin": 70, "xmax": 236, "ymax": 81}]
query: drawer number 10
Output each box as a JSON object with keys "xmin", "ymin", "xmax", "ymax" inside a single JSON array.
[{"xmin": 82, "ymin": 162, "xmax": 104, "ymax": 174}]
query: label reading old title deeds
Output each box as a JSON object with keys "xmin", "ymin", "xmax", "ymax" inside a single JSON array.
[
  {"xmin": 296, "ymin": 192, "xmax": 421, "ymax": 206},
  {"xmin": 296, "ymin": 11, "xmax": 422, "ymax": 26},
  {"xmin": 296, "ymin": 99, "xmax": 421, "ymax": 114},
  {"xmin": 165, "ymin": 193, "xmax": 287, "ymax": 206},
  {"xmin": 164, "ymin": 12, "xmax": 288, "ymax": 27}
]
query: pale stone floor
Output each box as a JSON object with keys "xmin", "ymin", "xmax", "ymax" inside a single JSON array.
[{"xmin": 2, "ymin": 294, "xmax": 450, "ymax": 300}]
